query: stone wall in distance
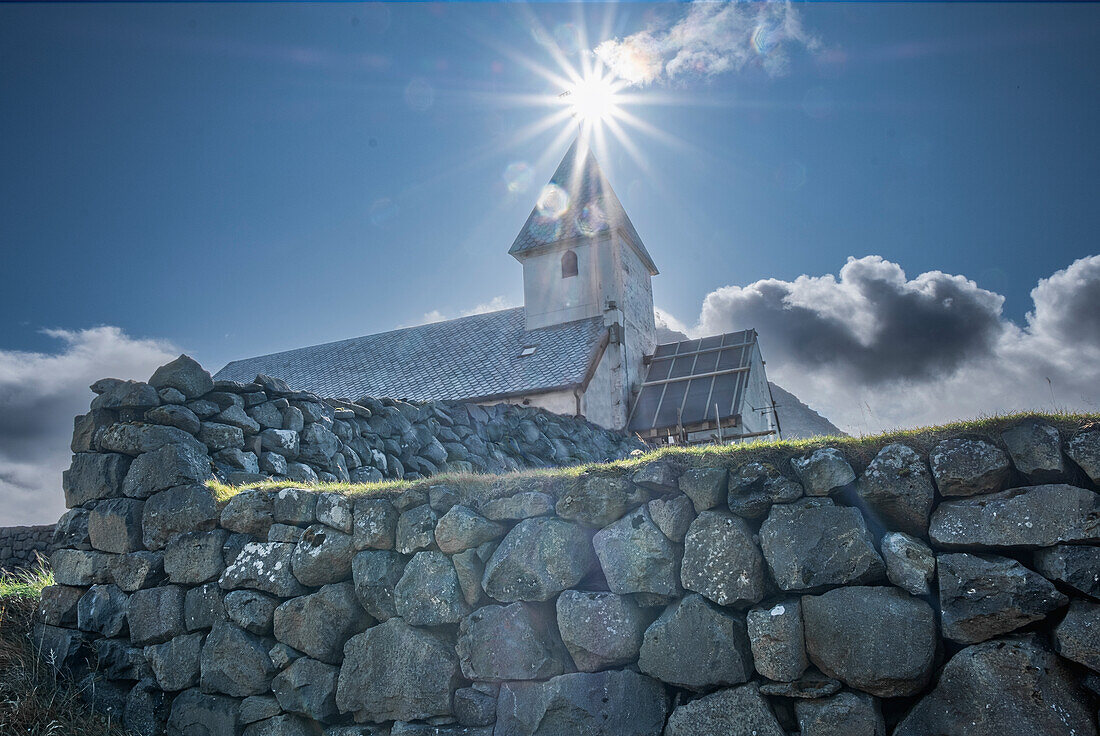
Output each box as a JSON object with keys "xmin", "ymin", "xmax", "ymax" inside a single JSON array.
[{"xmin": 0, "ymin": 524, "xmax": 55, "ymax": 570}]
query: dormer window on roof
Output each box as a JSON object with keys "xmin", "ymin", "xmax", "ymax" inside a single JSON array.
[{"xmin": 519, "ymin": 346, "xmax": 537, "ymax": 357}]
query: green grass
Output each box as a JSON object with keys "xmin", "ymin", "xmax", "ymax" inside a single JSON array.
[
  {"xmin": 0, "ymin": 560, "xmax": 53, "ymax": 600},
  {"xmin": 207, "ymin": 410, "xmax": 1100, "ymax": 504}
]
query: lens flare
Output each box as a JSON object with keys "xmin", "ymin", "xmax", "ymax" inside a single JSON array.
[
  {"xmin": 503, "ymin": 162, "xmax": 534, "ymax": 193},
  {"xmin": 536, "ymin": 183, "xmax": 570, "ymax": 218},
  {"xmin": 563, "ymin": 73, "xmax": 620, "ymax": 125},
  {"xmin": 751, "ymin": 23, "xmax": 780, "ymax": 56},
  {"xmin": 575, "ymin": 198, "xmax": 607, "ymax": 236}
]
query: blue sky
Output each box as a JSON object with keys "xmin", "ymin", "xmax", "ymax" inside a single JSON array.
[{"xmin": 2, "ymin": 2, "xmax": 1099, "ymax": 523}]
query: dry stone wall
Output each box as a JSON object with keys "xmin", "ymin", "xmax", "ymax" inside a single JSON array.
[
  {"xmin": 0, "ymin": 523, "xmax": 55, "ymax": 570},
  {"xmin": 34, "ymin": 353, "xmax": 1100, "ymax": 735}
]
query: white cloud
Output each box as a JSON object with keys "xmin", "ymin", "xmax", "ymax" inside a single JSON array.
[
  {"xmin": 595, "ymin": 0, "xmax": 820, "ymax": 86},
  {"xmin": 666, "ymin": 255, "xmax": 1100, "ymax": 436},
  {"xmin": 416, "ymin": 295, "xmax": 519, "ymax": 326},
  {"xmin": 0, "ymin": 327, "xmax": 178, "ymax": 525}
]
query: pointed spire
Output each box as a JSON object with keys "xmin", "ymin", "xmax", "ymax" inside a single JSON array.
[{"xmin": 509, "ymin": 137, "xmax": 657, "ymax": 275}]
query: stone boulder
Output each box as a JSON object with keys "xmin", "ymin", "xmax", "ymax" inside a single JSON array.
[
  {"xmin": 220, "ymin": 542, "xmax": 308, "ymax": 598},
  {"xmin": 1032, "ymin": 544, "xmax": 1100, "ymax": 598},
  {"xmin": 221, "ymin": 490, "xmax": 274, "ymax": 536},
  {"xmin": 495, "ymin": 670, "xmax": 668, "ymax": 736},
  {"xmin": 664, "ymin": 685, "xmax": 784, "ymax": 736},
  {"xmin": 456, "ymin": 602, "xmax": 569, "ymax": 681},
  {"xmin": 88, "ymin": 498, "xmax": 145, "ymax": 553},
  {"xmin": 477, "ymin": 491, "xmax": 555, "ymax": 521},
  {"xmin": 938, "ymin": 552, "xmax": 1067, "ymax": 644},
  {"xmin": 351, "ymin": 549, "xmax": 407, "ymax": 621},
  {"xmin": 646, "ymin": 495, "xmax": 694, "ymax": 542},
  {"xmin": 165, "ymin": 688, "xmax": 240, "ymax": 736},
  {"xmin": 555, "ymin": 475, "xmax": 642, "ymax": 527},
  {"xmin": 146, "ymin": 404, "xmax": 202, "ymax": 435},
  {"xmin": 394, "ymin": 551, "xmax": 470, "ymax": 626},
  {"xmin": 1054, "ymin": 599, "xmax": 1100, "ymax": 672},
  {"xmin": 678, "ymin": 467, "xmax": 727, "ymax": 512},
  {"xmin": 336, "ymin": 618, "xmax": 461, "ymax": 723},
  {"xmin": 353, "ymin": 498, "xmax": 398, "ymax": 550},
  {"xmin": 164, "ymin": 529, "xmax": 229, "ymax": 584},
  {"xmin": 200, "ymin": 621, "xmax": 277, "ymax": 697},
  {"xmin": 894, "ymin": 636, "xmax": 1096, "ymax": 736},
  {"xmin": 260, "ymin": 429, "xmax": 300, "ymax": 459},
  {"xmin": 123, "ymin": 443, "xmax": 212, "ymax": 499},
  {"xmin": 64, "ymin": 452, "xmax": 130, "ymax": 507},
  {"xmin": 855, "ymin": 443, "xmax": 934, "ymax": 536},
  {"xmin": 316, "ymin": 492, "xmax": 353, "ymax": 533},
  {"xmin": 802, "ymin": 586, "xmax": 935, "ymax": 697},
  {"xmin": 243, "ymin": 714, "xmax": 324, "ymax": 736},
  {"xmin": 929, "ymin": 484, "xmax": 1100, "ymax": 549},
  {"xmin": 142, "ymin": 484, "xmax": 220, "ymax": 551},
  {"xmin": 791, "ymin": 448, "xmax": 855, "ymax": 496},
  {"xmin": 881, "ymin": 532, "xmax": 936, "ymax": 596},
  {"xmin": 51, "ymin": 548, "xmax": 111, "ymax": 586},
  {"xmin": 144, "ymin": 632, "xmax": 204, "ymax": 692},
  {"xmin": 396, "ymin": 504, "xmax": 439, "ymax": 555},
  {"xmin": 272, "ymin": 656, "xmax": 340, "ymax": 721},
  {"xmin": 184, "ymin": 583, "xmax": 226, "ymax": 632},
  {"xmin": 592, "ymin": 506, "xmax": 681, "ymax": 598},
  {"xmin": 434, "ymin": 505, "xmax": 505, "ymax": 554},
  {"xmin": 747, "ymin": 599, "xmax": 807, "ymax": 682},
  {"xmin": 126, "ymin": 678, "xmax": 172, "ymax": 736},
  {"xmin": 928, "ymin": 437, "xmax": 1011, "ymax": 497},
  {"xmin": 37, "ymin": 585, "xmax": 84, "ymax": 627},
  {"xmin": 129, "ymin": 585, "xmax": 187, "ymax": 646},
  {"xmin": 638, "ymin": 594, "xmax": 753, "ymax": 690},
  {"xmin": 77, "ymin": 584, "xmax": 129, "ymax": 638},
  {"xmin": 291, "ymin": 524, "xmax": 355, "ymax": 587},
  {"xmin": 149, "ymin": 355, "xmax": 214, "ymax": 399},
  {"xmin": 727, "ymin": 462, "xmax": 803, "ymax": 518},
  {"xmin": 482, "ymin": 517, "xmax": 594, "ymax": 602},
  {"xmin": 225, "ymin": 590, "xmax": 279, "ymax": 635},
  {"xmin": 1067, "ymin": 430, "xmax": 1100, "ymax": 484},
  {"xmin": 91, "ymin": 379, "xmax": 160, "ymax": 411},
  {"xmin": 680, "ymin": 510, "xmax": 765, "ymax": 606},
  {"xmin": 555, "ymin": 591, "xmax": 649, "ymax": 672},
  {"xmin": 1001, "ymin": 420, "xmax": 1066, "ymax": 482},
  {"xmin": 109, "ymin": 553, "xmax": 165, "ymax": 594},
  {"xmin": 273, "ymin": 583, "xmax": 369, "ymax": 664},
  {"xmin": 794, "ymin": 691, "xmax": 885, "ymax": 736},
  {"xmin": 759, "ymin": 499, "xmax": 885, "ymax": 591},
  {"xmin": 99, "ymin": 423, "xmax": 206, "ymax": 458}
]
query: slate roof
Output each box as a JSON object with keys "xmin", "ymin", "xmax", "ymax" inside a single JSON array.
[
  {"xmin": 509, "ymin": 138, "xmax": 658, "ymax": 275},
  {"xmin": 214, "ymin": 308, "xmax": 606, "ymax": 403}
]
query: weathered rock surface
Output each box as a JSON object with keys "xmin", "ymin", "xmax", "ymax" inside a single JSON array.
[
  {"xmin": 220, "ymin": 542, "xmax": 308, "ymax": 598},
  {"xmin": 64, "ymin": 452, "xmax": 130, "ymax": 507},
  {"xmin": 434, "ymin": 505, "xmax": 504, "ymax": 554},
  {"xmin": 555, "ymin": 591, "xmax": 649, "ymax": 672},
  {"xmin": 855, "ymin": 443, "xmax": 934, "ymax": 536},
  {"xmin": 142, "ymin": 484, "xmax": 220, "ymax": 550},
  {"xmin": 646, "ymin": 495, "xmax": 693, "ymax": 542},
  {"xmin": 1033, "ymin": 543, "xmax": 1100, "ymax": 598},
  {"xmin": 795, "ymin": 690, "xmax": 885, "ymax": 736},
  {"xmin": 129, "ymin": 585, "xmax": 187, "ymax": 646},
  {"xmin": 556, "ymin": 475, "xmax": 641, "ymax": 527},
  {"xmin": 351, "ymin": 549, "xmax": 407, "ymax": 620},
  {"xmin": 1067, "ymin": 430, "xmax": 1100, "ymax": 484},
  {"xmin": 638, "ymin": 594, "xmax": 752, "ymax": 690},
  {"xmin": 184, "ymin": 582, "xmax": 226, "ymax": 632},
  {"xmin": 495, "ymin": 670, "xmax": 668, "ymax": 736},
  {"xmin": 791, "ymin": 448, "xmax": 855, "ymax": 496},
  {"xmin": 727, "ymin": 462, "xmax": 803, "ymax": 518},
  {"xmin": 272, "ymin": 656, "xmax": 340, "ymax": 721},
  {"xmin": 200, "ymin": 621, "xmax": 277, "ymax": 697},
  {"xmin": 929, "ymin": 437, "xmax": 1011, "ymax": 497},
  {"xmin": 273, "ymin": 583, "xmax": 368, "ymax": 664},
  {"xmin": 760, "ymin": 499, "xmax": 885, "ymax": 591},
  {"xmin": 894, "ymin": 636, "xmax": 1096, "ymax": 736},
  {"xmin": 1054, "ymin": 598, "xmax": 1100, "ymax": 672},
  {"xmin": 938, "ymin": 552, "xmax": 1067, "ymax": 643},
  {"xmin": 88, "ymin": 497, "xmax": 145, "ymax": 553},
  {"xmin": 482, "ymin": 517, "xmax": 594, "ymax": 602},
  {"xmin": 394, "ymin": 550, "xmax": 470, "ymax": 625},
  {"xmin": 123, "ymin": 443, "xmax": 211, "ymax": 499},
  {"xmin": 592, "ymin": 506, "xmax": 681, "ymax": 598},
  {"xmin": 680, "ymin": 510, "xmax": 764, "ymax": 606},
  {"xmin": 353, "ymin": 498, "xmax": 398, "ymax": 550},
  {"xmin": 456, "ymin": 602, "xmax": 569, "ymax": 681},
  {"xmin": 37, "ymin": 585, "xmax": 84, "ymax": 627},
  {"xmin": 478, "ymin": 492, "xmax": 554, "ymax": 521},
  {"xmin": 1002, "ymin": 420, "xmax": 1066, "ymax": 482},
  {"xmin": 99, "ymin": 423, "xmax": 206, "ymax": 458},
  {"xmin": 930, "ymin": 484, "xmax": 1100, "ymax": 549},
  {"xmin": 144, "ymin": 632, "xmax": 204, "ymax": 691},
  {"xmin": 336, "ymin": 618, "xmax": 461, "ymax": 723},
  {"xmin": 164, "ymin": 529, "xmax": 229, "ymax": 584},
  {"xmin": 664, "ymin": 684, "xmax": 784, "ymax": 736},
  {"xmin": 225, "ymin": 590, "xmax": 279, "ymax": 635},
  {"xmin": 221, "ymin": 490, "xmax": 274, "ymax": 536},
  {"xmin": 802, "ymin": 586, "xmax": 936, "ymax": 697},
  {"xmin": 454, "ymin": 686, "xmax": 497, "ymax": 727},
  {"xmin": 166, "ymin": 688, "xmax": 240, "ymax": 736},
  {"xmin": 51, "ymin": 548, "xmax": 111, "ymax": 586},
  {"xmin": 678, "ymin": 467, "xmax": 727, "ymax": 512},
  {"xmin": 291, "ymin": 524, "xmax": 355, "ymax": 586},
  {"xmin": 396, "ymin": 504, "xmax": 439, "ymax": 555},
  {"xmin": 881, "ymin": 532, "xmax": 936, "ymax": 596},
  {"xmin": 149, "ymin": 355, "xmax": 214, "ymax": 399},
  {"xmin": 747, "ymin": 599, "xmax": 807, "ymax": 682},
  {"xmin": 77, "ymin": 584, "xmax": 129, "ymax": 637}
]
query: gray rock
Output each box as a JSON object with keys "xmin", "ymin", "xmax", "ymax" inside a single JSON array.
[
  {"xmin": 452, "ymin": 548, "xmax": 485, "ymax": 607},
  {"xmin": 225, "ymin": 590, "xmax": 279, "ymax": 635},
  {"xmin": 144, "ymin": 633, "xmax": 204, "ymax": 691},
  {"xmin": 727, "ymin": 462, "xmax": 803, "ymax": 518},
  {"xmin": 37, "ymin": 585, "xmax": 84, "ymax": 626},
  {"xmin": 150, "ymin": 355, "xmax": 214, "ymax": 399},
  {"xmin": 556, "ymin": 475, "xmax": 643, "ymax": 527},
  {"xmin": 184, "ymin": 582, "xmax": 226, "ymax": 632},
  {"xmin": 456, "ymin": 602, "xmax": 569, "ymax": 681},
  {"xmin": 199, "ymin": 422, "xmax": 246, "ymax": 451},
  {"xmin": 593, "ymin": 505, "xmax": 681, "ymax": 598},
  {"xmin": 454, "ymin": 686, "xmax": 497, "ymax": 727},
  {"xmin": 434, "ymin": 505, "xmax": 504, "ymax": 554},
  {"xmin": 88, "ymin": 497, "xmax": 145, "ymax": 553},
  {"xmin": 353, "ymin": 498, "xmax": 398, "ymax": 550},
  {"xmin": 646, "ymin": 495, "xmax": 694, "ymax": 542},
  {"xmin": 77, "ymin": 584, "xmax": 129, "ymax": 637},
  {"xmin": 268, "ymin": 642, "xmax": 301, "ymax": 670},
  {"xmin": 129, "ymin": 585, "xmax": 187, "ymax": 646},
  {"xmin": 759, "ymin": 499, "xmax": 885, "ymax": 591},
  {"xmin": 316, "ymin": 492, "xmax": 353, "ymax": 533},
  {"xmin": 142, "ymin": 484, "xmax": 220, "ymax": 551},
  {"xmin": 273, "ymin": 583, "xmax": 369, "ymax": 664},
  {"xmin": 680, "ymin": 510, "xmax": 765, "ymax": 606},
  {"xmin": 336, "ymin": 618, "xmax": 461, "ymax": 723},
  {"xmin": 187, "ymin": 399, "xmax": 220, "ymax": 419},
  {"xmin": 291, "ymin": 524, "xmax": 355, "ymax": 586},
  {"xmin": 1033, "ymin": 544, "xmax": 1100, "ymax": 598},
  {"xmin": 795, "ymin": 690, "xmax": 885, "ymax": 736},
  {"xmin": 664, "ymin": 684, "xmax": 784, "ymax": 736},
  {"xmin": 164, "ymin": 529, "xmax": 229, "ymax": 584},
  {"xmin": 351, "ymin": 549, "xmax": 407, "ymax": 620},
  {"xmin": 638, "ymin": 593, "xmax": 753, "ymax": 690},
  {"xmin": 758, "ymin": 668, "xmax": 843, "ymax": 699},
  {"xmin": 802, "ymin": 586, "xmax": 935, "ymax": 697},
  {"xmin": 1067, "ymin": 430, "xmax": 1100, "ymax": 484},
  {"xmin": 678, "ymin": 467, "xmax": 728, "ymax": 512},
  {"xmin": 51, "ymin": 548, "xmax": 111, "ymax": 586},
  {"xmin": 64, "ymin": 452, "xmax": 130, "ymax": 507},
  {"xmin": 938, "ymin": 552, "xmax": 1067, "ymax": 643},
  {"xmin": 221, "ymin": 489, "xmax": 274, "ymax": 536},
  {"xmin": 126, "ymin": 678, "xmax": 172, "ymax": 736},
  {"xmin": 929, "ymin": 483, "xmax": 1100, "ymax": 549},
  {"xmin": 495, "ymin": 670, "xmax": 668, "ymax": 736},
  {"xmin": 1054, "ymin": 598, "xmax": 1100, "ymax": 672},
  {"xmin": 220, "ymin": 542, "xmax": 309, "ymax": 598},
  {"xmin": 282, "ymin": 406, "xmax": 305, "ymax": 433},
  {"xmin": 32, "ymin": 623, "xmax": 86, "ymax": 674},
  {"xmin": 855, "ymin": 443, "xmax": 934, "ymax": 536},
  {"xmin": 482, "ymin": 517, "xmax": 594, "ymax": 603},
  {"xmin": 53, "ymin": 507, "xmax": 91, "ymax": 550},
  {"xmin": 146, "ymin": 403, "xmax": 202, "ymax": 435},
  {"xmin": 299, "ymin": 422, "xmax": 340, "ymax": 465},
  {"xmin": 555, "ymin": 590, "xmax": 649, "ymax": 672},
  {"xmin": 261, "ymin": 429, "xmax": 300, "ymax": 458},
  {"xmin": 894, "ymin": 636, "xmax": 1095, "ymax": 736},
  {"xmin": 259, "ymin": 451, "xmax": 288, "ymax": 475},
  {"xmin": 396, "ymin": 504, "xmax": 439, "ymax": 555},
  {"xmin": 478, "ymin": 492, "xmax": 555, "ymax": 521},
  {"xmin": 929, "ymin": 437, "xmax": 1011, "ymax": 497},
  {"xmin": 631, "ymin": 460, "xmax": 678, "ymax": 493},
  {"xmin": 214, "ymin": 447, "xmax": 260, "ymax": 473},
  {"xmin": 94, "ymin": 638, "xmax": 152, "ymax": 680},
  {"xmin": 91, "ymin": 379, "xmax": 161, "ymax": 410},
  {"xmin": 791, "ymin": 448, "xmax": 855, "ymax": 496},
  {"xmin": 272, "ymin": 656, "xmax": 340, "ymax": 721},
  {"xmin": 215, "ymin": 404, "xmax": 262, "ymax": 435},
  {"xmin": 394, "ymin": 551, "xmax": 470, "ymax": 625},
  {"xmin": 200, "ymin": 621, "xmax": 276, "ymax": 697},
  {"xmin": 99, "ymin": 422, "xmax": 206, "ymax": 458},
  {"xmin": 240, "ymin": 695, "xmax": 281, "ymax": 725},
  {"xmin": 391, "ymin": 724, "xmax": 491, "ymax": 736},
  {"xmin": 880, "ymin": 532, "xmax": 935, "ymax": 596},
  {"xmin": 123, "ymin": 442, "xmax": 212, "ymax": 498},
  {"xmin": 243, "ymin": 714, "xmax": 324, "ymax": 736},
  {"xmin": 747, "ymin": 599, "xmax": 807, "ymax": 682},
  {"xmin": 269, "ymin": 523, "xmax": 303, "ymax": 543},
  {"xmin": 272, "ymin": 487, "xmax": 317, "ymax": 524},
  {"xmin": 1002, "ymin": 420, "xmax": 1066, "ymax": 482},
  {"xmin": 158, "ymin": 386, "xmax": 187, "ymax": 403},
  {"xmin": 249, "ymin": 401, "xmax": 285, "ymax": 430},
  {"xmin": 166, "ymin": 688, "xmax": 240, "ymax": 736}
]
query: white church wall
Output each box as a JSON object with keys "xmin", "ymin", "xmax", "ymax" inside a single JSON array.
[
  {"xmin": 477, "ymin": 388, "xmax": 578, "ymax": 419},
  {"xmin": 523, "ymin": 235, "xmax": 611, "ymax": 329},
  {"xmin": 581, "ymin": 343, "xmax": 617, "ymax": 429}
]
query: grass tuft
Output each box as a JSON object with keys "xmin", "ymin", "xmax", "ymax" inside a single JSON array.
[{"xmin": 0, "ymin": 560, "xmax": 133, "ymax": 736}]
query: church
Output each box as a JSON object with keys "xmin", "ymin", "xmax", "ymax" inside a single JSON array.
[{"xmin": 216, "ymin": 138, "xmax": 780, "ymax": 445}]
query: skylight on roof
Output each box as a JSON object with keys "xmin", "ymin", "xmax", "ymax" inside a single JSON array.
[{"xmin": 519, "ymin": 346, "xmax": 537, "ymax": 357}]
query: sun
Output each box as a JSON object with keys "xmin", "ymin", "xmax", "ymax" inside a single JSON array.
[{"xmin": 562, "ymin": 72, "xmax": 623, "ymax": 126}]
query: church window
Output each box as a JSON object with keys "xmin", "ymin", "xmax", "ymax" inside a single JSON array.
[{"xmin": 561, "ymin": 249, "xmax": 578, "ymax": 278}]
